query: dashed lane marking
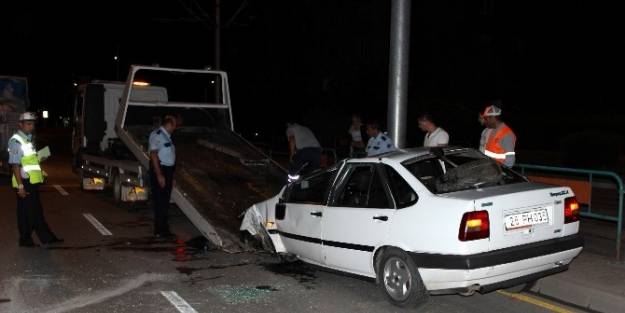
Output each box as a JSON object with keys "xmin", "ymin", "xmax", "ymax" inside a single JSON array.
[
  {"xmin": 160, "ymin": 291, "xmax": 198, "ymax": 313},
  {"xmin": 53, "ymin": 184, "xmax": 69, "ymax": 196},
  {"xmin": 83, "ymin": 213, "xmax": 113, "ymax": 236}
]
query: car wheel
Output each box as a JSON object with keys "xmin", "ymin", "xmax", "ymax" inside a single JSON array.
[
  {"xmin": 378, "ymin": 248, "xmax": 428, "ymax": 308},
  {"xmin": 505, "ymin": 281, "xmax": 536, "ymax": 293}
]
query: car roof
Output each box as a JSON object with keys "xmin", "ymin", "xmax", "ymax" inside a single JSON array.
[{"xmin": 346, "ymin": 146, "xmax": 473, "ymax": 163}]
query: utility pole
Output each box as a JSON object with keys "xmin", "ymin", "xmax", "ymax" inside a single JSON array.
[
  {"xmin": 387, "ymin": 0, "xmax": 412, "ymax": 148},
  {"xmin": 214, "ymin": 0, "xmax": 221, "ymax": 69}
]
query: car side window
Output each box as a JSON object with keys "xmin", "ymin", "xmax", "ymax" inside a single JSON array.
[
  {"xmin": 287, "ymin": 170, "xmax": 335, "ymax": 204},
  {"xmin": 335, "ymin": 165, "xmax": 391, "ymax": 208},
  {"xmin": 384, "ymin": 165, "xmax": 418, "ymax": 208}
]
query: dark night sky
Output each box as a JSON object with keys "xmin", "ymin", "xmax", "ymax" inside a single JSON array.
[{"xmin": 2, "ymin": 0, "xmax": 624, "ymax": 166}]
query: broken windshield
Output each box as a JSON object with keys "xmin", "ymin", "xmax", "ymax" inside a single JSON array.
[{"xmin": 402, "ymin": 149, "xmax": 527, "ymax": 194}]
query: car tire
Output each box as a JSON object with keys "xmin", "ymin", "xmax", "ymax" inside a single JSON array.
[
  {"xmin": 504, "ymin": 280, "xmax": 536, "ymax": 293},
  {"xmin": 377, "ymin": 248, "xmax": 429, "ymax": 308}
]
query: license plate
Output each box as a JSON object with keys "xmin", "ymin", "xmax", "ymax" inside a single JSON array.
[{"xmin": 505, "ymin": 209, "xmax": 549, "ymax": 230}]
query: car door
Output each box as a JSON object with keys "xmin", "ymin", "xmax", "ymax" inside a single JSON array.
[
  {"xmin": 276, "ymin": 168, "xmax": 337, "ymax": 265},
  {"xmin": 322, "ymin": 163, "xmax": 395, "ymax": 276}
]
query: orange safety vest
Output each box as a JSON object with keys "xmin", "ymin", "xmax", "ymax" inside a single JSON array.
[{"xmin": 484, "ymin": 123, "xmax": 516, "ymax": 164}]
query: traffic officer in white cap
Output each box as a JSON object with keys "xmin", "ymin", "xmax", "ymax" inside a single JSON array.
[{"xmin": 8, "ymin": 112, "xmax": 63, "ymax": 247}]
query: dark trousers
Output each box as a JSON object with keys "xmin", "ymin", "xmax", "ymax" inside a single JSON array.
[
  {"xmin": 149, "ymin": 165, "xmax": 174, "ymax": 235},
  {"xmin": 289, "ymin": 147, "xmax": 322, "ymax": 176},
  {"xmin": 17, "ymin": 181, "xmax": 56, "ymax": 244}
]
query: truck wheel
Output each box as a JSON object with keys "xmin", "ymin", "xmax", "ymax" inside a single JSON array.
[
  {"xmin": 79, "ymin": 169, "xmax": 86, "ymax": 190},
  {"xmin": 112, "ymin": 173, "xmax": 122, "ymax": 205},
  {"xmin": 378, "ymin": 248, "xmax": 429, "ymax": 308}
]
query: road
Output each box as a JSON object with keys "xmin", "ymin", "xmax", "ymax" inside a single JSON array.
[{"xmin": 0, "ymin": 133, "xmax": 585, "ymax": 313}]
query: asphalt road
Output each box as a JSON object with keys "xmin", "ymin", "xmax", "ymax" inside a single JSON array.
[{"xmin": 0, "ymin": 147, "xmax": 586, "ymax": 313}]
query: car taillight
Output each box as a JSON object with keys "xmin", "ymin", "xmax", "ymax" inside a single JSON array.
[
  {"xmin": 564, "ymin": 196, "xmax": 580, "ymax": 224},
  {"xmin": 459, "ymin": 210, "xmax": 490, "ymax": 241}
]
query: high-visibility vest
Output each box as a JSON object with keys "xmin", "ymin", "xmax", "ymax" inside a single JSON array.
[
  {"xmin": 484, "ymin": 124, "xmax": 516, "ymax": 164},
  {"xmin": 10, "ymin": 132, "xmax": 44, "ymax": 187}
]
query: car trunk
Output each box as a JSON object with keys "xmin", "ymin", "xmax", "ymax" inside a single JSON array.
[{"xmin": 442, "ymin": 182, "xmax": 571, "ymax": 251}]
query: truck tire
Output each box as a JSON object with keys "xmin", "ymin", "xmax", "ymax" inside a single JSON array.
[
  {"xmin": 377, "ymin": 248, "xmax": 429, "ymax": 308},
  {"xmin": 79, "ymin": 168, "xmax": 86, "ymax": 190}
]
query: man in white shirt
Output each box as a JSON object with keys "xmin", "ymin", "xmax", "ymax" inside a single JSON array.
[
  {"xmin": 418, "ymin": 114, "xmax": 449, "ymax": 147},
  {"xmin": 286, "ymin": 123, "xmax": 322, "ymax": 179}
]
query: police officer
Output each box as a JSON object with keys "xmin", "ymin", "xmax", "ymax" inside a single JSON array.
[
  {"xmin": 365, "ymin": 120, "xmax": 395, "ymax": 156},
  {"xmin": 8, "ymin": 112, "xmax": 63, "ymax": 247},
  {"xmin": 149, "ymin": 115, "xmax": 177, "ymax": 239}
]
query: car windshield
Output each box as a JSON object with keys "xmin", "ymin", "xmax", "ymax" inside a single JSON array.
[{"xmin": 402, "ymin": 148, "xmax": 527, "ymax": 194}]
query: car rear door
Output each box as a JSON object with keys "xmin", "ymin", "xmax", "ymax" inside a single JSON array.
[{"xmin": 322, "ymin": 163, "xmax": 395, "ymax": 276}]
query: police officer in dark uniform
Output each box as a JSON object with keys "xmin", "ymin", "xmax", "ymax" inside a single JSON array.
[
  {"xmin": 8, "ymin": 112, "xmax": 63, "ymax": 247},
  {"xmin": 148, "ymin": 116, "xmax": 177, "ymax": 239}
]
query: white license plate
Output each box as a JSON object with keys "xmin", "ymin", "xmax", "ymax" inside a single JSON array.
[{"xmin": 505, "ymin": 209, "xmax": 549, "ymax": 230}]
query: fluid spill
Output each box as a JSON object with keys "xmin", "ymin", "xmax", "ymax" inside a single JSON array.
[
  {"xmin": 176, "ymin": 262, "xmax": 251, "ymax": 275},
  {"xmin": 260, "ymin": 261, "xmax": 318, "ymax": 287},
  {"xmin": 0, "ymin": 299, "xmax": 10, "ymax": 304},
  {"xmin": 255, "ymin": 285, "xmax": 279, "ymax": 291}
]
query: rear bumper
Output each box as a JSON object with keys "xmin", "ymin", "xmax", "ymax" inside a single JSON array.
[
  {"xmin": 410, "ymin": 234, "xmax": 584, "ymax": 292},
  {"xmin": 408, "ymin": 233, "xmax": 584, "ymax": 270}
]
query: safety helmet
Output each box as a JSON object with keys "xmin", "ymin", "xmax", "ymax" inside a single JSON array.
[
  {"xmin": 482, "ymin": 105, "xmax": 502, "ymax": 117},
  {"xmin": 19, "ymin": 112, "xmax": 38, "ymax": 121}
]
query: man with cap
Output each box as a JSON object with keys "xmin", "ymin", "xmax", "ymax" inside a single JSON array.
[
  {"xmin": 8, "ymin": 112, "xmax": 63, "ymax": 247},
  {"xmin": 149, "ymin": 115, "xmax": 177, "ymax": 239},
  {"xmin": 481, "ymin": 104, "xmax": 517, "ymax": 167}
]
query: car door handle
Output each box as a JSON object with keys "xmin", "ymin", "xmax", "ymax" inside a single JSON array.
[
  {"xmin": 372, "ymin": 215, "xmax": 388, "ymax": 221},
  {"xmin": 310, "ymin": 211, "xmax": 323, "ymax": 217}
]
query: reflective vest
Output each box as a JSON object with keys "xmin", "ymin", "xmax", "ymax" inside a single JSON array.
[
  {"xmin": 11, "ymin": 132, "xmax": 44, "ymax": 187},
  {"xmin": 484, "ymin": 124, "xmax": 516, "ymax": 164}
]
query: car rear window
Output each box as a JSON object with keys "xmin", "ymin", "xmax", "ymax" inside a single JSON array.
[{"xmin": 402, "ymin": 149, "xmax": 527, "ymax": 194}]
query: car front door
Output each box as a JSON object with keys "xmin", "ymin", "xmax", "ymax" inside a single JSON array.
[
  {"xmin": 276, "ymin": 168, "xmax": 337, "ymax": 265},
  {"xmin": 322, "ymin": 163, "xmax": 395, "ymax": 276}
]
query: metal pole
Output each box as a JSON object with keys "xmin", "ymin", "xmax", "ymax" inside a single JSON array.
[
  {"xmin": 387, "ymin": 0, "xmax": 412, "ymax": 148},
  {"xmin": 617, "ymin": 187, "xmax": 623, "ymax": 261},
  {"xmin": 214, "ymin": 0, "xmax": 221, "ymax": 69}
]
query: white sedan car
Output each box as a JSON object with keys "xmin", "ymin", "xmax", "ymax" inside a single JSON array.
[{"xmin": 241, "ymin": 147, "xmax": 583, "ymax": 308}]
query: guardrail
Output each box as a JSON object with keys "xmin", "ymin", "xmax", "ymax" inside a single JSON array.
[{"xmin": 514, "ymin": 163, "xmax": 624, "ymax": 260}]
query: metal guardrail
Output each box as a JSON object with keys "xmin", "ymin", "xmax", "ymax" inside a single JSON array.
[{"xmin": 515, "ymin": 163, "xmax": 624, "ymax": 260}]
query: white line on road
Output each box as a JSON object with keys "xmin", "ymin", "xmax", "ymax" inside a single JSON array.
[
  {"xmin": 82, "ymin": 213, "xmax": 113, "ymax": 236},
  {"xmin": 160, "ymin": 291, "xmax": 198, "ymax": 313},
  {"xmin": 53, "ymin": 184, "xmax": 69, "ymax": 196}
]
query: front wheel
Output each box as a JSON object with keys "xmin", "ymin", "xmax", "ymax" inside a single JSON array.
[{"xmin": 377, "ymin": 248, "xmax": 429, "ymax": 308}]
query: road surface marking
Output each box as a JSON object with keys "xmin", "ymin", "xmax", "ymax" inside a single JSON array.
[
  {"xmin": 53, "ymin": 184, "xmax": 69, "ymax": 196},
  {"xmin": 160, "ymin": 291, "xmax": 198, "ymax": 313},
  {"xmin": 83, "ymin": 213, "xmax": 113, "ymax": 236},
  {"xmin": 497, "ymin": 290, "xmax": 576, "ymax": 313}
]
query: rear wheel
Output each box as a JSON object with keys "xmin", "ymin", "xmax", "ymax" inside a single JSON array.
[{"xmin": 377, "ymin": 248, "xmax": 428, "ymax": 308}]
